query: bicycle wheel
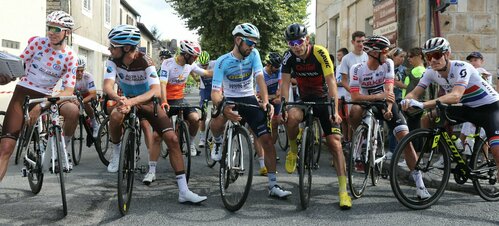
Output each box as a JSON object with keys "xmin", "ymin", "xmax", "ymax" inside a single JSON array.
[
  {"xmin": 117, "ymin": 128, "xmax": 135, "ymax": 216},
  {"xmin": 471, "ymin": 138, "xmax": 499, "ymax": 201},
  {"xmin": 54, "ymin": 127, "xmax": 68, "ymax": 216},
  {"xmin": 348, "ymin": 125, "xmax": 370, "ymax": 198},
  {"xmin": 312, "ymin": 119, "xmax": 322, "ymax": 169},
  {"xmin": 277, "ymin": 124, "xmax": 289, "ymax": 152},
  {"xmin": 299, "ymin": 127, "xmax": 313, "ymax": 209},
  {"xmin": 371, "ymin": 126, "xmax": 385, "ymax": 186},
  {"xmin": 219, "ymin": 125, "xmax": 253, "ymax": 212},
  {"xmin": 71, "ymin": 117, "xmax": 84, "ymax": 165},
  {"xmin": 178, "ymin": 121, "xmax": 191, "ymax": 183},
  {"xmin": 95, "ymin": 116, "xmax": 110, "ymax": 166},
  {"xmin": 27, "ymin": 129, "xmax": 43, "ymax": 194},
  {"xmin": 204, "ymin": 122, "xmax": 216, "ymax": 168},
  {"xmin": 15, "ymin": 125, "xmax": 31, "ymax": 165},
  {"xmin": 390, "ymin": 128, "xmax": 451, "ymax": 210}
]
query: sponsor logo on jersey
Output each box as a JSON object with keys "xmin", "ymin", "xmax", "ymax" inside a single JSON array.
[
  {"xmin": 160, "ymin": 70, "xmax": 168, "ymax": 77},
  {"xmin": 89, "ymin": 81, "xmax": 95, "ymax": 88},
  {"xmin": 227, "ymin": 72, "xmax": 251, "ymax": 81},
  {"xmin": 32, "ymin": 64, "xmax": 38, "ymax": 69},
  {"xmin": 454, "ymin": 62, "xmax": 464, "ymax": 67},
  {"xmin": 118, "ymin": 72, "xmax": 125, "ymax": 80},
  {"xmin": 125, "ymin": 74, "xmax": 146, "ymax": 81},
  {"xmin": 317, "ymin": 49, "xmax": 331, "ymax": 68},
  {"xmin": 53, "ymin": 64, "xmax": 62, "ymax": 71},
  {"xmin": 106, "ymin": 66, "xmax": 113, "ymax": 73},
  {"xmin": 71, "ymin": 67, "xmax": 76, "ymax": 75},
  {"xmin": 296, "ymin": 64, "xmax": 316, "ymax": 72},
  {"xmin": 149, "ymin": 72, "xmax": 158, "ymax": 78}
]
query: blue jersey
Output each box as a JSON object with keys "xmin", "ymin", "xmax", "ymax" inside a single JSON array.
[
  {"xmin": 256, "ymin": 67, "xmax": 281, "ymax": 95},
  {"xmin": 212, "ymin": 49, "xmax": 264, "ymax": 97}
]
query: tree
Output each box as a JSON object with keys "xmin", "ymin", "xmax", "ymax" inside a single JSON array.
[{"xmin": 167, "ymin": 0, "xmax": 309, "ymax": 59}]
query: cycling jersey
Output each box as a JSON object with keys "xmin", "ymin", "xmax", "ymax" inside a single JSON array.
[
  {"xmin": 198, "ymin": 60, "xmax": 216, "ymax": 90},
  {"xmin": 212, "ymin": 49, "xmax": 263, "ymax": 98},
  {"xmin": 417, "ymin": 60, "xmax": 499, "ymax": 108},
  {"xmin": 103, "ymin": 52, "xmax": 159, "ymax": 97},
  {"xmin": 18, "ymin": 37, "xmax": 77, "ymax": 95},
  {"xmin": 75, "ymin": 72, "xmax": 96, "ymax": 94},
  {"xmin": 281, "ymin": 45, "xmax": 334, "ymax": 100},
  {"xmin": 349, "ymin": 59, "xmax": 395, "ymax": 95},
  {"xmin": 256, "ymin": 67, "xmax": 281, "ymax": 95},
  {"xmin": 159, "ymin": 57, "xmax": 205, "ymax": 100}
]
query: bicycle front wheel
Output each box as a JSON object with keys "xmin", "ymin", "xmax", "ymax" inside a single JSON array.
[
  {"xmin": 390, "ymin": 128, "xmax": 451, "ymax": 210},
  {"xmin": 178, "ymin": 121, "xmax": 191, "ymax": 182},
  {"xmin": 54, "ymin": 127, "xmax": 68, "ymax": 216},
  {"xmin": 219, "ymin": 125, "xmax": 253, "ymax": 212},
  {"xmin": 471, "ymin": 138, "xmax": 499, "ymax": 201},
  {"xmin": 71, "ymin": 117, "xmax": 84, "ymax": 165},
  {"xmin": 277, "ymin": 124, "xmax": 289, "ymax": 152},
  {"xmin": 95, "ymin": 116, "xmax": 110, "ymax": 166},
  {"xmin": 348, "ymin": 125, "xmax": 370, "ymax": 198},
  {"xmin": 371, "ymin": 126, "xmax": 385, "ymax": 186},
  {"xmin": 27, "ymin": 129, "xmax": 43, "ymax": 194},
  {"xmin": 312, "ymin": 119, "xmax": 322, "ymax": 169},
  {"xmin": 118, "ymin": 128, "xmax": 135, "ymax": 216},
  {"xmin": 299, "ymin": 127, "xmax": 313, "ymax": 209},
  {"xmin": 204, "ymin": 122, "xmax": 216, "ymax": 168}
]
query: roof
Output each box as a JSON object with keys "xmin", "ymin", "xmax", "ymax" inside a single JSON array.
[
  {"xmin": 120, "ymin": 0, "xmax": 140, "ymax": 17},
  {"xmin": 137, "ymin": 22, "xmax": 156, "ymax": 41}
]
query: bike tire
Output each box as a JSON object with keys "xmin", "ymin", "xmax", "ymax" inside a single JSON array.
[
  {"xmin": 204, "ymin": 121, "xmax": 216, "ymax": 168},
  {"xmin": 299, "ymin": 127, "xmax": 313, "ymax": 209},
  {"xmin": 71, "ymin": 117, "xmax": 84, "ymax": 165},
  {"xmin": 470, "ymin": 138, "xmax": 499, "ymax": 201},
  {"xmin": 117, "ymin": 128, "xmax": 135, "ymax": 216},
  {"xmin": 54, "ymin": 127, "xmax": 68, "ymax": 216},
  {"xmin": 312, "ymin": 119, "xmax": 321, "ymax": 169},
  {"xmin": 371, "ymin": 126, "xmax": 385, "ymax": 186},
  {"xmin": 95, "ymin": 116, "xmax": 110, "ymax": 166},
  {"xmin": 178, "ymin": 121, "xmax": 191, "ymax": 183},
  {"xmin": 389, "ymin": 128, "xmax": 451, "ymax": 210},
  {"xmin": 348, "ymin": 125, "xmax": 370, "ymax": 198},
  {"xmin": 15, "ymin": 125, "xmax": 30, "ymax": 165},
  {"xmin": 219, "ymin": 125, "xmax": 253, "ymax": 212},
  {"xmin": 27, "ymin": 129, "xmax": 43, "ymax": 194},
  {"xmin": 277, "ymin": 124, "xmax": 289, "ymax": 152}
]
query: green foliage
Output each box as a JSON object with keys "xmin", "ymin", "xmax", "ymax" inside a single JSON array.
[{"xmin": 167, "ymin": 0, "xmax": 309, "ymax": 59}]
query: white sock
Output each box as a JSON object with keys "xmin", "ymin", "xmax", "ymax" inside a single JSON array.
[
  {"xmin": 113, "ymin": 143, "xmax": 121, "ymax": 156},
  {"xmin": 148, "ymin": 161, "xmax": 157, "ymax": 174},
  {"xmin": 91, "ymin": 117, "xmax": 98, "ymax": 127},
  {"xmin": 268, "ymin": 172, "xmax": 277, "ymax": 189},
  {"xmin": 214, "ymin": 135, "xmax": 223, "ymax": 143},
  {"xmin": 411, "ymin": 170, "xmax": 425, "ymax": 188},
  {"xmin": 259, "ymin": 157, "xmax": 265, "ymax": 168},
  {"xmin": 176, "ymin": 174, "xmax": 189, "ymax": 194},
  {"xmin": 64, "ymin": 135, "xmax": 71, "ymax": 150},
  {"xmin": 199, "ymin": 131, "xmax": 205, "ymax": 140}
]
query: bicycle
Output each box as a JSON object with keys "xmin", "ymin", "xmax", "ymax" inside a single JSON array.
[
  {"xmin": 212, "ymin": 100, "xmax": 270, "ymax": 211},
  {"xmin": 281, "ymin": 99, "xmax": 334, "ymax": 209},
  {"xmin": 94, "ymin": 94, "xmax": 112, "ymax": 166},
  {"xmin": 277, "ymin": 123, "xmax": 289, "ymax": 152},
  {"xmin": 343, "ymin": 99, "xmax": 387, "ymax": 199},
  {"xmin": 164, "ymin": 102, "xmax": 206, "ymax": 183},
  {"xmin": 116, "ymin": 97, "xmax": 157, "ymax": 215},
  {"xmin": 390, "ymin": 101, "xmax": 498, "ymax": 210},
  {"xmin": 20, "ymin": 95, "xmax": 77, "ymax": 216},
  {"xmin": 200, "ymin": 100, "xmax": 218, "ymax": 168}
]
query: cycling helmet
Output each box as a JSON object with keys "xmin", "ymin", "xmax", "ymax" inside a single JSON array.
[
  {"xmin": 159, "ymin": 49, "xmax": 173, "ymax": 58},
  {"xmin": 179, "ymin": 40, "xmax": 202, "ymax": 56},
  {"xmin": 47, "ymin": 11, "xmax": 74, "ymax": 29},
  {"xmin": 267, "ymin": 52, "xmax": 282, "ymax": 66},
  {"xmin": 77, "ymin": 58, "xmax": 86, "ymax": 68},
  {"xmin": 232, "ymin": 23, "xmax": 260, "ymax": 39},
  {"xmin": 422, "ymin": 37, "xmax": 451, "ymax": 54},
  {"xmin": 284, "ymin": 23, "xmax": 307, "ymax": 41},
  {"xmin": 363, "ymin": 35, "xmax": 391, "ymax": 52},
  {"xmin": 108, "ymin": 25, "xmax": 141, "ymax": 46},
  {"xmin": 198, "ymin": 51, "xmax": 210, "ymax": 65}
]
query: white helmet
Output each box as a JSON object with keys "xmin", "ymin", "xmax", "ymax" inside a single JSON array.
[
  {"xmin": 232, "ymin": 23, "xmax": 260, "ymax": 39},
  {"xmin": 422, "ymin": 37, "xmax": 451, "ymax": 54},
  {"xmin": 47, "ymin": 11, "xmax": 74, "ymax": 29},
  {"xmin": 179, "ymin": 40, "xmax": 202, "ymax": 56},
  {"xmin": 77, "ymin": 58, "xmax": 86, "ymax": 68}
]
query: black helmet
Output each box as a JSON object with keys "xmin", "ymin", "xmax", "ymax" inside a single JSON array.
[
  {"xmin": 159, "ymin": 49, "xmax": 173, "ymax": 58},
  {"xmin": 284, "ymin": 23, "xmax": 307, "ymax": 41},
  {"xmin": 267, "ymin": 52, "xmax": 282, "ymax": 66}
]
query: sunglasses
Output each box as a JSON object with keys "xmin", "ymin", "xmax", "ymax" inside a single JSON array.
[
  {"xmin": 241, "ymin": 37, "xmax": 257, "ymax": 47},
  {"xmin": 288, "ymin": 38, "xmax": 305, "ymax": 47},
  {"xmin": 109, "ymin": 43, "xmax": 124, "ymax": 49},
  {"xmin": 47, "ymin": 25, "xmax": 69, "ymax": 33},
  {"xmin": 425, "ymin": 51, "xmax": 445, "ymax": 61}
]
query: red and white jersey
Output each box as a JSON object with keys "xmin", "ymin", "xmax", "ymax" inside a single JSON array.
[
  {"xmin": 75, "ymin": 72, "xmax": 96, "ymax": 94},
  {"xmin": 18, "ymin": 37, "xmax": 77, "ymax": 95},
  {"xmin": 349, "ymin": 58, "xmax": 395, "ymax": 95},
  {"xmin": 159, "ymin": 57, "xmax": 205, "ymax": 100}
]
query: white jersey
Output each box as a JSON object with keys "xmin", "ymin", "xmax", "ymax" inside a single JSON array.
[
  {"xmin": 75, "ymin": 72, "xmax": 96, "ymax": 94},
  {"xmin": 18, "ymin": 37, "xmax": 77, "ymax": 95},
  {"xmin": 418, "ymin": 60, "xmax": 499, "ymax": 108},
  {"xmin": 338, "ymin": 51, "xmax": 368, "ymax": 82},
  {"xmin": 349, "ymin": 59, "xmax": 395, "ymax": 95},
  {"xmin": 159, "ymin": 57, "xmax": 206, "ymax": 100}
]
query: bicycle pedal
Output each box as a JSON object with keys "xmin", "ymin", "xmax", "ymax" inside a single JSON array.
[{"xmin": 21, "ymin": 168, "xmax": 28, "ymax": 177}]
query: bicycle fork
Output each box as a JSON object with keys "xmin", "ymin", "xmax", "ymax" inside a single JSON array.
[{"xmin": 225, "ymin": 125, "xmax": 245, "ymax": 173}]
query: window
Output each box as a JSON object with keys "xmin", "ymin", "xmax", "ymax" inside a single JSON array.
[
  {"xmin": 82, "ymin": 0, "xmax": 92, "ymax": 17},
  {"xmin": 2, "ymin": 39, "xmax": 20, "ymax": 49},
  {"xmin": 120, "ymin": 9, "xmax": 122, "ymax": 24},
  {"xmin": 126, "ymin": 15, "xmax": 134, "ymax": 25},
  {"xmin": 104, "ymin": 0, "xmax": 111, "ymax": 28}
]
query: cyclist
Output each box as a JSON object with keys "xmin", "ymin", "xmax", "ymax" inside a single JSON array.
[
  {"xmin": 159, "ymin": 49, "xmax": 174, "ymax": 61},
  {"xmin": 0, "ymin": 11, "xmax": 79, "ymax": 182},
  {"xmin": 159, "ymin": 40, "xmax": 212, "ymax": 157},
  {"xmin": 279, "ymin": 23, "xmax": 351, "ymax": 209},
  {"xmin": 197, "ymin": 51, "xmax": 215, "ymax": 149},
  {"xmin": 103, "ymin": 25, "xmax": 206, "ymax": 203},
  {"xmin": 402, "ymin": 37, "xmax": 499, "ymax": 182},
  {"xmin": 252, "ymin": 52, "xmax": 283, "ymax": 176},
  {"xmin": 75, "ymin": 58, "xmax": 100, "ymax": 137},
  {"xmin": 210, "ymin": 23, "xmax": 292, "ymax": 198}
]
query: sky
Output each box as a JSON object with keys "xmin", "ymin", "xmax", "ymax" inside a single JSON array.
[{"xmin": 127, "ymin": 0, "xmax": 316, "ymax": 42}]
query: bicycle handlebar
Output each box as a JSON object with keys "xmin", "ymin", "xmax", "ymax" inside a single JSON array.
[
  {"xmin": 167, "ymin": 102, "xmax": 207, "ymax": 121},
  {"xmin": 211, "ymin": 98, "xmax": 270, "ymax": 120}
]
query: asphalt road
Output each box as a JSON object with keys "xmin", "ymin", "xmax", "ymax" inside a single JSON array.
[{"xmin": 1, "ymin": 93, "xmax": 498, "ymax": 225}]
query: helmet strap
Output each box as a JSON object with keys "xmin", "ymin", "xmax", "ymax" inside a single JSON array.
[{"xmin": 368, "ymin": 51, "xmax": 383, "ymax": 65}]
